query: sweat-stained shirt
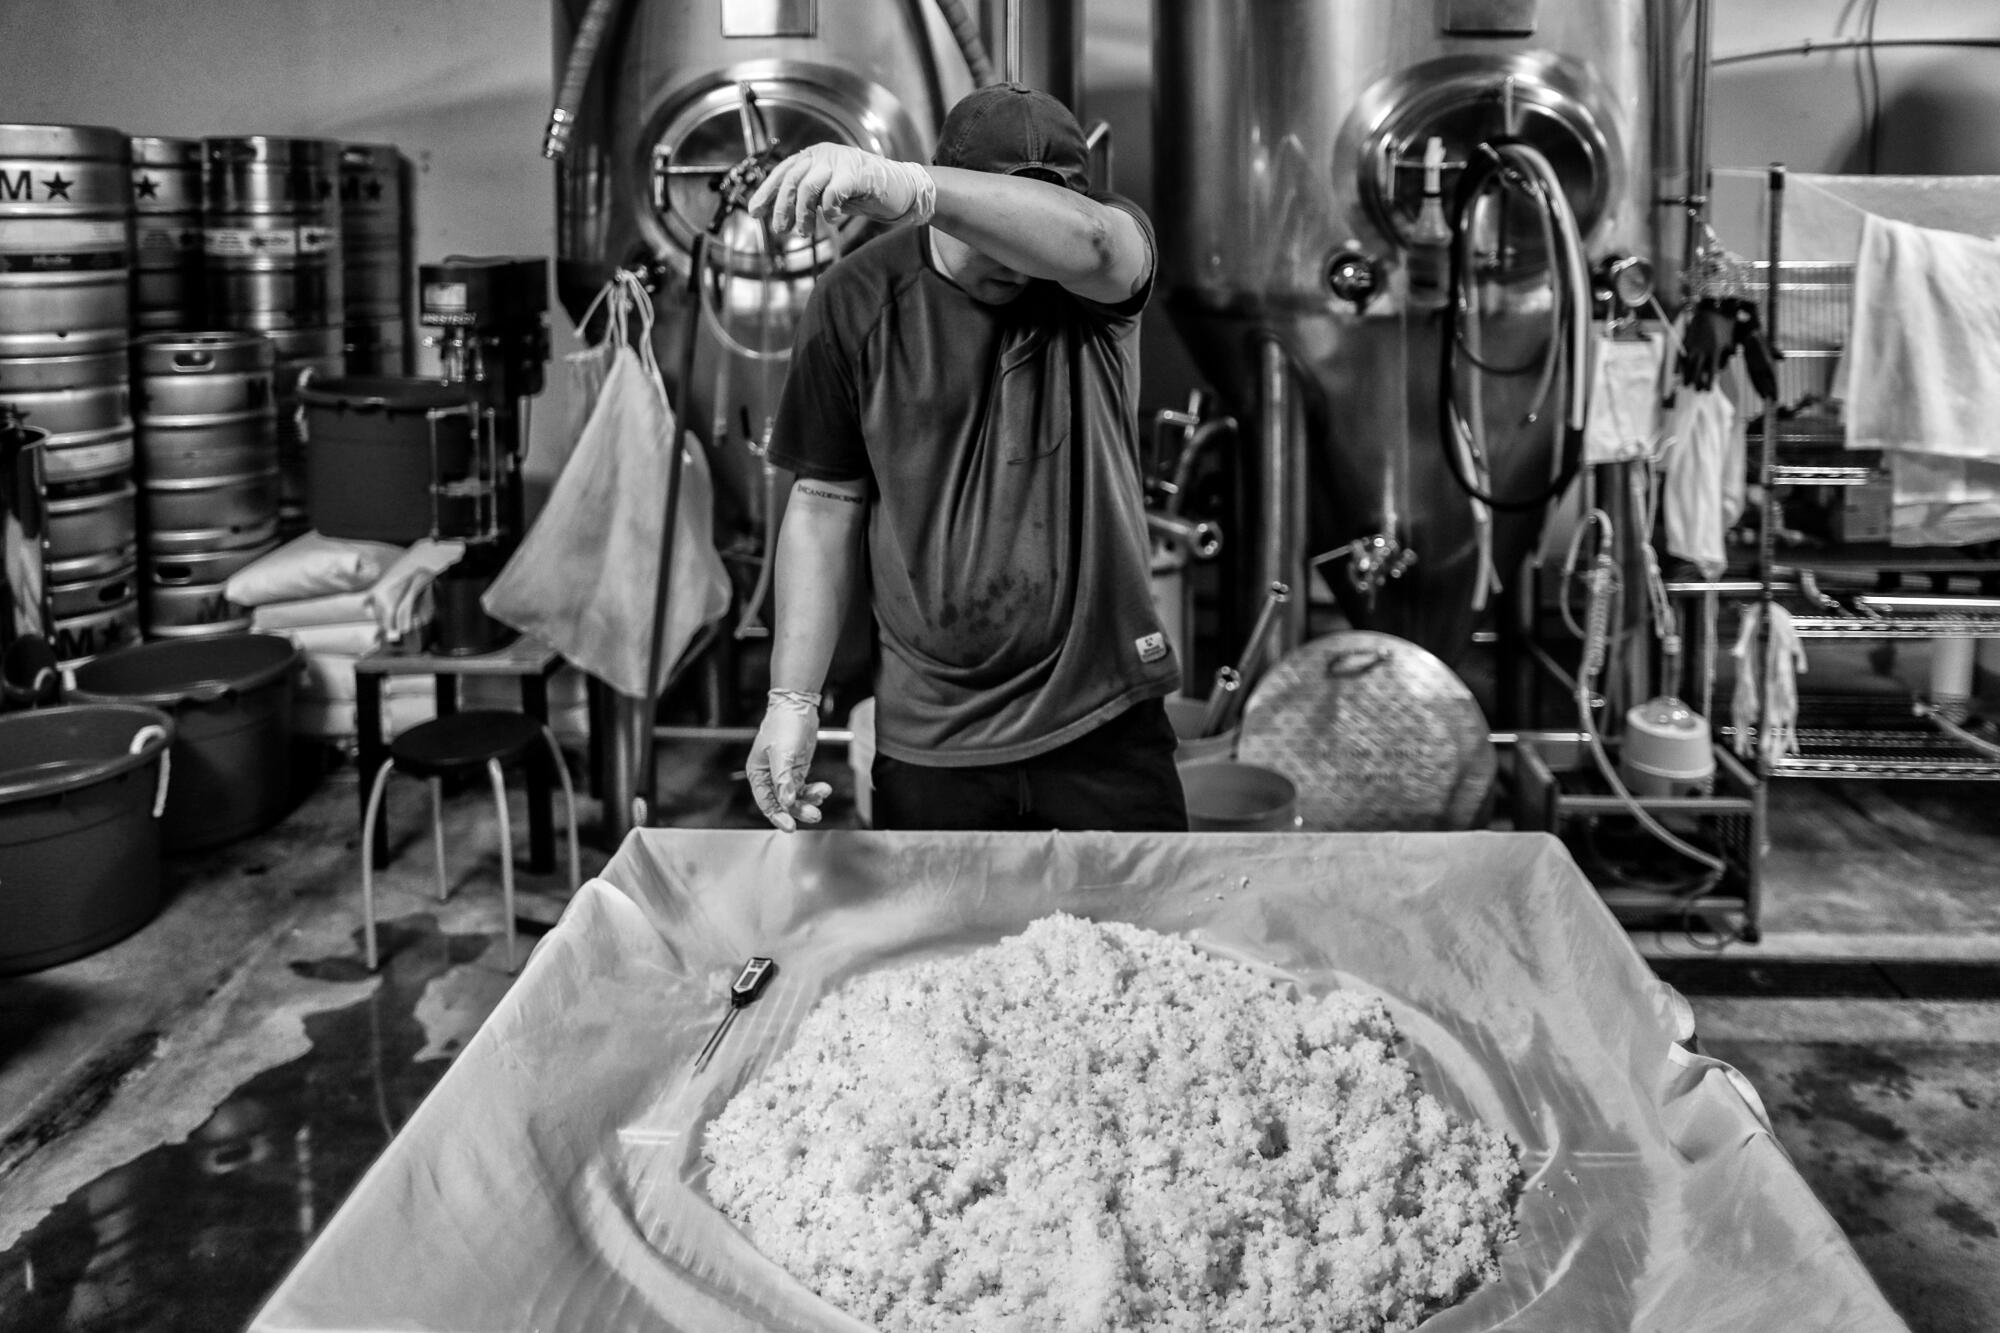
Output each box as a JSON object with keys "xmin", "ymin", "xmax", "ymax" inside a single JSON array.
[{"xmin": 763, "ymin": 198, "xmax": 1180, "ymax": 767}]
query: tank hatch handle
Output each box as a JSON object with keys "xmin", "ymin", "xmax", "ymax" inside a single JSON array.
[{"xmin": 1439, "ymin": 0, "xmax": 1537, "ymax": 37}]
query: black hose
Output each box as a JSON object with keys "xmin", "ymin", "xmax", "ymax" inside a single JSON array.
[
  {"xmin": 543, "ymin": 0, "xmax": 626, "ymax": 160},
  {"xmin": 1436, "ymin": 138, "xmax": 1588, "ymax": 513},
  {"xmin": 636, "ymin": 228, "xmax": 707, "ymax": 810}
]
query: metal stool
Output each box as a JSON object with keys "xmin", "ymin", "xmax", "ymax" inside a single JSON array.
[{"xmin": 359, "ymin": 710, "xmax": 580, "ymax": 971}]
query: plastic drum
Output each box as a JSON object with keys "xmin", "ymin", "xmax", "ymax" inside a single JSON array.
[{"xmin": 298, "ymin": 375, "xmax": 470, "ymax": 543}]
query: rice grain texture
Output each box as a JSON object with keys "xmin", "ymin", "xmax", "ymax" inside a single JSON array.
[{"xmin": 703, "ymin": 913, "xmax": 1521, "ymax": 1332}]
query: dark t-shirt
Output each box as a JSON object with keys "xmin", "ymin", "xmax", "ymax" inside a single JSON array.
[{"xmin": 765, "ymin": 199, "xmax": 1180, "ymax": 766}]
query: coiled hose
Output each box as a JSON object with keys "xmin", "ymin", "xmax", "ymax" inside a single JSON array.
[
  {"xmin": 1437, "ymin": 137, "xmax": 1593, "ymax": 512},
  {"xmin": 543, "ymin": 0, "xmax": 625, "ymax": 160},
  {"xmin": 932, "ymin": 0, "xmax": 998, "ymax": 86}
]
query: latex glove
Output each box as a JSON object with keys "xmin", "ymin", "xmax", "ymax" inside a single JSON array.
[
  {"xmin": 748, "ymin": 143, "xmax": 936, "ymax": 237},
  {"xmin": 746, "ymin": 688, "xmax": 833, "ymax": 832},
  {"xmin": 366, "ymin": 538, "xmax": 466, "ymax": 642}
]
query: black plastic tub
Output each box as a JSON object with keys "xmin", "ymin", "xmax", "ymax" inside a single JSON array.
[
  {"xmin": 68, "ymin": 633, "xmax": 302, "ymax": 851},
  {"xmin": 0, "ymin": 703, "xmax": 175, "ymax": 975}
]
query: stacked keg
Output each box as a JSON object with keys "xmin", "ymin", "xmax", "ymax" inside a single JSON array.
[
  {"xmin": 0, "ymin": 123, "xmax": 142, "ymax": 670},
  {"xmin": 202, "ymin": 136, "xmax": 345, "ymax": 538},
  {"xmin": 129, "ymin": 136, "xmax": 204, "ymax": 331},
  {"xmin": 132, "ymin": 332, "xmax": 280, "ymax": 638},
  {"xmin": 339, "ymin": 143, "xmax": 410, "ymax": 375}
]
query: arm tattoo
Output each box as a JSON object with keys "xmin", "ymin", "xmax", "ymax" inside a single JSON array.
[{"xmin": 797, "ymin": 482, "xmax": 866, "ymax": 506}]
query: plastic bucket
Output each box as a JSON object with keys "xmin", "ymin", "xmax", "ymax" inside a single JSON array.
[
  {"xmin": 0, "ymin": 703, "xmax": 174, "ymax": 975},
  {"xmin": 1180, "ymin": 760, "xmax": 1300, "ymax": 833},
  {"xmin": 1165, "ymin": 694, "xmax": 1236, "ymax": 765},
  {"xmin": 67, "ymin": 632, "xmax": 301, "ymax": 850}
]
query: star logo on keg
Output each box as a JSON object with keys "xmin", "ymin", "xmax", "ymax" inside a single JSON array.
[
  {"xmin": 134, "ymin": 175, "xmax": 160, "ymax": 200},
  {"xmin": 43, "ymin": 174, "xmax": 74, "ymax": 200},
  {"xmin": 317, "ymin": 177, "xmax": 335, "ymax": 200},
  {"xmin": 249, "ymin": 233, "xmax": 271, "ymax": 250},
  {"xmin": 365, "ymin": 178, "xmax": 384, "ymax": 201}
]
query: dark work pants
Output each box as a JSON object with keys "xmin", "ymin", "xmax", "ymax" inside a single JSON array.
[{"xmin": 871, "ymin": 697, "xmax": 1189, "ymax": 832}]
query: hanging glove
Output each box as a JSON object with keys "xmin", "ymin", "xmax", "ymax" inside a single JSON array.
[
  {"xmin": 745, "ymin": 687, "xmax": 833, "ymax": 832},
  {"xmin": 748, "ymin": 143, "xmax": 937, "ymax": 237},
  {"xmin": 1731, "ymin": 302, "xmax": 1780, "ymax": 402},
  {"xmin": 1676, "ymin": 298, "xmax": 1740, "ymax": 391}
]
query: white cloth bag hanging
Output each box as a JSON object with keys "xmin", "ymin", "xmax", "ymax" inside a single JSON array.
[{"xmin": 482, "ymin": 272, "xmax": 731, "ymax": 698}]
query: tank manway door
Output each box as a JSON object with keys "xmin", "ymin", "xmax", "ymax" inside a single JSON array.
[
  {"xmin": 644, "ymin": 70, "xmax": 916, "ymax": 353},
  {"xmin": 1355, "ymin": 52, "xmax": 1618, "ymax": 281}
]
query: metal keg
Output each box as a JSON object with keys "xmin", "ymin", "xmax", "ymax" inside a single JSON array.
[
  {"xmin": 50, "ymin": 555, "xmax": 137, "ymax": 627},
  {"xmin": 132, "ymin": 332, "xmax": 279, "ymax": 608},
  {"xmin": 143, "ymin": 539, "xmax": 275, "ymax": 638},
  {"xmin": 339, "ymin": 144, "xmax": 406, "ymax": 322},
  {"xmin": 0, "ymin": 124, "xmax": 131, "ymax": 358},
  {"xmin": 0, "ymin": 356, "xmax": 130, "ymax": 494},
  {"xmin": 50, "ymin": 588, "xmax": 142, "ymax": 670},
  {"xmin": 0, "ymin": 349, "xmax": 128, "ymax": 435},
  {"xmin": 142, "ymin": 468, "xmax": 281, "ymax": 557},
  {"xmin": 134, "ymin": 331, "xmax": 276, "ymax": 476},
  {"xmin": 266, "ymin": 325, "xmax": 345, "ymax": 535},
  {"xmin": 0, "ymin": 350, "xmax": 133, "ymax": 487},
  {"xmin": 36, "ymin": 425, "xmax": 134, "ymax": 490},
  {"xmin": 202, "ymin": 136, "xmax": 343, "ymax": 332},
  {"xmin": 43, "ymin": 475, "xmax": 137, "ymax": 566},
  {"xmin": 130, "ymin": 136, "xmax": 204, "ymax": 331}
]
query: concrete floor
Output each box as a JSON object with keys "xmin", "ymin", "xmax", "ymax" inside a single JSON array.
[{"xmin": 1, "ymin": 728, "xmax": 1998, "ymax": 1332}]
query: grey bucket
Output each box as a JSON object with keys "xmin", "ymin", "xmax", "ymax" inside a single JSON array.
[
  {"xmin": 68, "ymin": 632, "xmax": 301, "ymax": 850},
  {"xmin": 1180, "ymin": 760, "xmax": 1300, "ymax": 833},
  {"xmin": 0, "ymin": 703, "xmax": 174, "ymax": 974}
]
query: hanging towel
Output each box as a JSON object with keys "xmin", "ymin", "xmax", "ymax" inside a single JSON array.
[
  {"xmin": 481, "ymin": 272, "xmax": 731, "ymax": 698},
  {"xmin": 1661, "ymin": 383, "xmax": 1743, "ymax": 579},
  {"xmin": 1845, "ymin": 214, "xmax": 2000, "ymax": 460}
]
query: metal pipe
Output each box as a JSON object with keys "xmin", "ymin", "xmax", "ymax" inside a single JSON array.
[
  {"xmin": 1255, "ymin": 336, "xmax": 1308, "ymax": 654},
  {"xmin": 1005, "ymin": 0, "xmax": 1022, "ymax": 85},
  {"xmin": 1168, "ymin": 415, "xmax": 1236, "ymax": 513},
  {"xmin": 1713, "ymin": 36, "xmax": 2000, "ymax": 68},
  {"xmin": 1145, "ymin": 511, "xmax": 1222, "ymax": 561},
  {"xmin": 1683, "ymin": 0, "xmax": 1714, "ymax": 291},
  {"xmin": 1084, "ymin": 120, "xmax": 1114, "ymax": 194}
]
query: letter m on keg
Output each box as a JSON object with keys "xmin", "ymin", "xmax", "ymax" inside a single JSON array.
[{"xmin": 0, "ymin": 171, "xmax": 31, "ymax": 201}]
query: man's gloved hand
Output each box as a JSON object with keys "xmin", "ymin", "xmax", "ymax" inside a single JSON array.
[
  {"xmin": 748, "ymin": 143, "xmax": 937, "ymax": 237},
  {"xmin": 745, "ymin": 688, "xmax": 833, "ymax": 832}
]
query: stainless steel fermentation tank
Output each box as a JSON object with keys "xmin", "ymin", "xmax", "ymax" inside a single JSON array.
[
  {"xmin": 551, "ymin": 0, "xmax": 1077, "ymax": 524},
  {"xmin": 1155, "ymin": 0, "xmax": 1698, "ymax": 666}
]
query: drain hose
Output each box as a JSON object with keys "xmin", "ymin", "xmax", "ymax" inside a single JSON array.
[
  {"xmin": 543, "ymin": 0, "xmax": 627, "ymax": 160},
  {"xmin": 1437, "ymin": 137, "xmax": 1593, "ymax": 513}
]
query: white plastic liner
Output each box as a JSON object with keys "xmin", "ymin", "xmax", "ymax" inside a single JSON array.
[{"xmin": 252, "ymin": 829, "xmax": 1906, "ymax": 1333}]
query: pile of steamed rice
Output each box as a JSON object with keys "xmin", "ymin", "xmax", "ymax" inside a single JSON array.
[{"xmin": 703, "ymin": 914, "xmax": 1521, "ymax": 1332}]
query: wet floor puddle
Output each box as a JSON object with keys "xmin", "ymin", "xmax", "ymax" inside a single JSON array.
[{"xmin": 0, "ymin": 917, "xmax": 491, "ymax": 1332}]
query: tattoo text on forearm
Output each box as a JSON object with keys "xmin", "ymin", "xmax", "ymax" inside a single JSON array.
[{"xmin": 797, "ymin": 483, "xmax": 865, "ymax": 505}]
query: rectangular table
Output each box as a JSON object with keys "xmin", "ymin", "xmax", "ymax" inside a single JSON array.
[
  {"xmin": 252, "ymin": 830, "xmax": 1907, "ymax": 1333},
  {"xmin": 353, "ymin": 633, "xmax": 564, "ymax": 871}
]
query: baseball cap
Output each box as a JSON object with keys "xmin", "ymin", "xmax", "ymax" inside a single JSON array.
[{"xmin": 931, "ymin": 83, "xmax": 1090, "ymax": 193}]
